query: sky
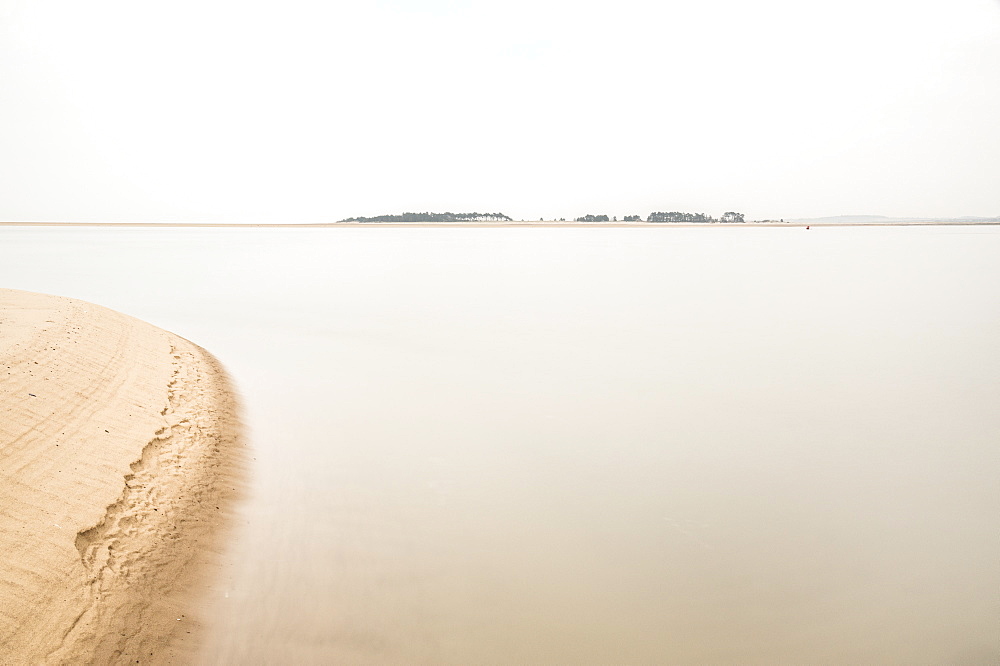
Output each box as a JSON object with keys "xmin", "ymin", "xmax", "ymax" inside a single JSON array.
[{"xmin": 1, "ymin": 0, "xmax": 998, "ymax": 222}]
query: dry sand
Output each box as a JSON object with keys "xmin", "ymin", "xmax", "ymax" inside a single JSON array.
[{"xmin": 0, "ymin": 288, "xmax": 244, "ymax": 664}]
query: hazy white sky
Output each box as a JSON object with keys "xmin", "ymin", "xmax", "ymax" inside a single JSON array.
[{"xmin": 1, "ymin": 0, "xmax": 997, "ymax": 222}]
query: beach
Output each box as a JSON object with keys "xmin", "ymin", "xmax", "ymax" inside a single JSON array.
[{"xmin": 0, "ymin": 288, "xmax": 243, "ymax": 663}]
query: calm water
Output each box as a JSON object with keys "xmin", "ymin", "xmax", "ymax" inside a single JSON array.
[{"xmin": 2, "ymin": 226, "xmax": 998, "ymax": 664}]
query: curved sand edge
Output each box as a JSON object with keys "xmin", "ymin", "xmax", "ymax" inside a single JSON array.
[{"xmin": 0, "ymin": 288, "xmax": 245, "ymax": 663}]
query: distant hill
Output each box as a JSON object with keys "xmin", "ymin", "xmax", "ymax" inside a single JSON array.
[{"xmin": 789, "ymin": 215, "xmax": 1000, "ymax": 225}]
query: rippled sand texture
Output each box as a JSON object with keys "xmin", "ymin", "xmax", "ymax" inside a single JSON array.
[{"xmin": 0, "ymin": 289, "xmax": 243, "ymax": 664}]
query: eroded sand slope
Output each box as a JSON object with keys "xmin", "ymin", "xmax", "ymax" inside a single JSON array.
[{"xmin": 0, "ymin": 289, "xmax": 243, "ymax": 664}]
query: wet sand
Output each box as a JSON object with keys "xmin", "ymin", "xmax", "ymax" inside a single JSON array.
[{"xmin": 0, "ymin": 288, "xmax": 243, "ymax": 663}]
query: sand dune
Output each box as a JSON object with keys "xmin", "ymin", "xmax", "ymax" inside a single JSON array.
[{"xmin": 0, "ymin": 289, "xmax": 243, "ymax": 664}]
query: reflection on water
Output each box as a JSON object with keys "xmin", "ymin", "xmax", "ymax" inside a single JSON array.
[{"xmin": 2, "ymin": 226, "xmax": 998, "ymax": 663}]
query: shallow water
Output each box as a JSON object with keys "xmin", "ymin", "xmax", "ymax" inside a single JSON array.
[{"xmin": 2, "ymin": 225, "xmax": 998, "ymax": 663}]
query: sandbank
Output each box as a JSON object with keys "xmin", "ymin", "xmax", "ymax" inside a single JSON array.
[{"xmin": 0, "ymin": 288, "xmax": 244, "ymax": 663}]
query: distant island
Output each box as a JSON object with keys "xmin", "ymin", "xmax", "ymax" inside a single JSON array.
[
  {"xmin": 331, "ymin": 211, "xmax": 999, "ymax": 225},
  {"xmin": 646, "ymin": 211, "xmax": 745, "ymax": 223},
  {"xmin": 570, "ymin": 212, "xmax": 745, "ymax": 222},
  {"xmin": 2, "ymin": 213, "xmax": 996, "ymax": 228},
  {"xmin": 339, "ymin": 211, "xmax": 748, "ymax": 224},
  {"xmin": 338, "ymin": 211, "xmax": 512, "ymax": 223}
]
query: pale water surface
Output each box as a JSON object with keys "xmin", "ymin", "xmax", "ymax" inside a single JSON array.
[{"xmin": 2, "ymin": 226, "xmax": 998, "ymax": 664}]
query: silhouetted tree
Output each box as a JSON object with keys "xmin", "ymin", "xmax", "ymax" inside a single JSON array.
[{"xmin": 648, "ymin": 211, "xmax": 716, "ymax": 223}]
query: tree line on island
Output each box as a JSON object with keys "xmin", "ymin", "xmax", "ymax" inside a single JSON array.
[
  {"xmin": 577, "ymin": 211, "xmax": 745, "ymax": 223},
  {"xmin": 337, "ymin": 211, "xmax": 746, "ymax": 223}
]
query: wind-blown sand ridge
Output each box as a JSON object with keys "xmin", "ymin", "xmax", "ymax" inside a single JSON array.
[{"xmin": 0, "ymin": 288, "xmax": 244, "ymax": 664}]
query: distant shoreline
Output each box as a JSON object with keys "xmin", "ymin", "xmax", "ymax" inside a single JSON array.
[{"xmin": 1, "ymin": 220, "xmax": 997, "ymax": 229}]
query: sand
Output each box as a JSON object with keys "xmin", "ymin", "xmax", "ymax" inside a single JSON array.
[{"xmin": 0, "ymin": 288, "xmax": 244, "ymax": 664}]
